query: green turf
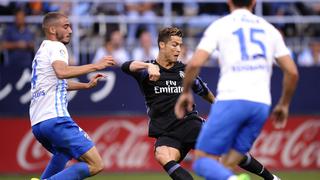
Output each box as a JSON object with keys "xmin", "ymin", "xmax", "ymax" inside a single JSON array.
[{"xmin": 1, "ymin": 171, "xmax": 319, "ymax": 180}]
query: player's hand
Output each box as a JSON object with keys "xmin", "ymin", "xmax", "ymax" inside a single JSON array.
[
  {"xmin": 94, "ymin": 56, "xmax": 116, "ymax": 70},
  {"xmin": 175, "ymin": 92, "xmax": 194, "ymax": 119},
  {"xmin": 270, "ymin": 104, "xmax": 289, "ymax": 129},
  {"xmin": 87, "ymin": 73, "xmax": 106, "ymax": 89},
  {"xmin": 147, "ymin": 64, "xmax": 160, "ymax": 81}
]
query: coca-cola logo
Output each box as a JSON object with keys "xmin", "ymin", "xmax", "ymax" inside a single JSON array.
[
  {"xmin": 91, "ymin": 120, "xmax": 151, "ymax": 169},
  {"xmin": 251, "ymin": 120, "xmax": 320, "ymax": 168},
  {"xmin": 16, "ymin": 118, "xmax": 320, "ymax": 171},
  {"xmin": 17, "ymin": 119, "xmax": 153, "ymax": 171},
  {"xmin": 17, "ymin": 129, "xmax": 50, "ymax": 170}
]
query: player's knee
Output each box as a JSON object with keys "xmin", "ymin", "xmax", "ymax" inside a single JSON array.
[
  {"xmin": 89, "ymin": 158, "xmax": 104, "ymax": 175},
  {"xmin": 194, "ymin": 150, "xmax": 219, "ymax": 161},
  {"xmin": 95, "ymin": 159, "xmax": 104, "ymax": 174},
  {"xmin": 155, "ymin": 150, "xmax": 169, "ymax": 164},
  {"xmin": 221, "ymin": 160, "xmax": 238, "ymax": 170},
  {"xmin": 154, "ymin": 147, "xmax": 171, "ymax": 165}
]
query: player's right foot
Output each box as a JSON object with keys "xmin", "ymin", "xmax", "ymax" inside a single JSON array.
[
  {"xmin": 237, "ymin": 173, "xmax": 251, "ymax": 180},
  {"xmin": 273, "ymin": 174, "xmax": 281, "ymax": 180},
  {"xmin": 30, "ymin": 178, "xmax": 40, "ymax": 180}
]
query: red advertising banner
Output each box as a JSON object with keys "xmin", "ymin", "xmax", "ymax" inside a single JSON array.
[
  {"xmin": 251, "ymin": 116, "xmax": 320, "ymax": 170},
  {"xmin": 0, "ymin": 115, "xmax": 319, "ymax": 173}
]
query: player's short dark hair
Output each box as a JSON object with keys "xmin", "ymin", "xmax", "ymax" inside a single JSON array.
[
  {"xmin": 231, "ymin": 0, "xmax": 253, "ymax": 7},
  {"xmin": 42, "ymin": 12, "xmax": 67, "ymax": 31},
  {"xmin": 157, "ymin": 27, "xmax": 183, "ymax": 48}
]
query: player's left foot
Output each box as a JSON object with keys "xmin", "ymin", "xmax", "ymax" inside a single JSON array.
[{"xmin": 30, "ymin": 178, "xmax": 40, "ymax": 180}]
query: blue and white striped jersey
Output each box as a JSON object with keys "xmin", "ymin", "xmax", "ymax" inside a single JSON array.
[
  {"xmin": 29, "ymin": 40, "xmax": 70, "ymax": 126},
  {"xmin": 197, "ymin": 9, "xmax": 290, "ymax": 105}
]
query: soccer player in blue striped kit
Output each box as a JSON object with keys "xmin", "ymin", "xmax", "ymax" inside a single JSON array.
[
  {"xmin": 29, "ymin": 12, "xmax": 115, "ymax": 179},
  {"xmin": 175, "ymin": 0, "xmax": 299, "ymax": 180}
]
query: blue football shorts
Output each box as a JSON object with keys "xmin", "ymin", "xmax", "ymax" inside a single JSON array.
[
  {"xmin": 196, "ymin": 100, "xmax": 270, "ymax": 155},
  {"xmin": 32, "ymin": 116, "xmax": 94, "ymax": 159}
]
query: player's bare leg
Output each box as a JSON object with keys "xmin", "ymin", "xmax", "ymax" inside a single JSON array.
[
  {"xmin": 155, "ymin": 146, "xmax": 180, "ymax": 165},
  {"xmin": 221, "ymin": 149, "xmax": 244, "ymax": 171},
  {"xmin": 155, "ymin": 146, "xmax": 193, "ymax": 180},
  {"xmin": 194, "ymin": 149, "xmax": 220, "ymax": 161},
  {"xmin": 78, "ymin": 146, "xmax": 104, "ymax": 176}
]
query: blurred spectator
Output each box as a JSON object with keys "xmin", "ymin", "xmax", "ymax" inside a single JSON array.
[
  {"xmin": 296, "ymin": 2, "xmax": 320, "ymax": 15},
  {"xmin": 198, "ymin": 2, "xmax": 228, "ymax": 15},
  {"xmin": 125, "ymin": 0, "xmax": 158, "ymax": 46},
  {"xmin": 296, "ymin": 2, "xmax": 320, "ymax": 37},
  {"xmin": 297, "ymin": 39, "xmax": 320, "ymax": 67},
  {"xmin": 132, "ymin": 30, "xmax": 158, "ymax": 60},
  {"xmin": 91, "ymin": 2, "xmax": 124, "ymax": 36},
  {"xmin": 183, "ymin": 0, "xmax": 199, "ymax": 17},
  {"xmin": 71, "ymin": 2, "xmax": 94, "ymax": 37},
  {"xmin": 92, "ymin": 30, "xmax": 129, "ymax": 66},
  {"xmin": 92, "ymin": 2, "xmax": 124, "ymax": 15},
  {"xmin": 0, "ymin": 1, "xmax": 15, "ymax": 15},
  {"xmin": 278, "ymin": 28, "xmax": 296, "ymax": 60},
  {"xmin": 264, "ymin": 3, "xmax": 299, "ymax": 37},
  {"xmin": 178, "ymin": 43, "xmax": 219, "ymax": 67},
  {"xmin": 43, "ymin": 1, "xmax": 72, "ymax": 15},
  {"xmin": 28, "ymin": 1, "xmax": 43, "ymax": 15},
  {"xmin": 172, "ymin": 0, "xmax": 199, "ymax": 16},
  {"xmin": 1, "ymin": 9, "xmax": 34, "ymax": 67},
  {"xmin": 172, "ymin": 0, "xmax": 200, "ymax": 38}
]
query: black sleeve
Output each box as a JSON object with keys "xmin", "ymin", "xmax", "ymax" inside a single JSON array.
[
  {"xmin": 121, "ymin": 60, "xmax": 148, "ymax": 81},
  {"xmin": 192, "ymin": 76, "xmax": 209, "ymax": 97},
  {"xmin": 121, "ymin": 61, "xmax": 133, "ymax": 74}
]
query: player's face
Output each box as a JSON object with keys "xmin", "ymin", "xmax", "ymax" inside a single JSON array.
[
  {"xmin": 163, "ymin": 36, "xmax": 182, "ymax": 63},
  {"xmin": 55, "ymin": 17, "xmax": 72, "ymax": 44}
]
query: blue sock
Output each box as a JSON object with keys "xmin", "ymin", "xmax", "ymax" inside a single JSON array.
[
  {"xmin": 193, "ymin": 157, "xmax": 233, "ymax": 180},
  {"xmin": 46, "ymin": 162, "xmax": 90, "ymax": 180},
  {"xmin": 41, "ymin": 153, "xmax": 70, "ymax": 179}
]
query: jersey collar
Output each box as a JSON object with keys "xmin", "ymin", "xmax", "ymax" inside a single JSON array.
[{"xmin": 231, "ymin": 9, "xmax": 253, "ymax": 16}]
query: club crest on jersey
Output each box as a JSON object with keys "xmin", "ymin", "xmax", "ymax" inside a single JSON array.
[
  {"xmin": 179, "ymin": 71, "xmax": 185, "ymax": 78},
  {"xmin": 60, "ymin": 49, "xmax": 66, "ymax": 57}
]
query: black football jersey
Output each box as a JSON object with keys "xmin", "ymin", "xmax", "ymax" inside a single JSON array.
[{"xmin": 122, "ymin": 60, "xmax": 209, "ymax": 137}]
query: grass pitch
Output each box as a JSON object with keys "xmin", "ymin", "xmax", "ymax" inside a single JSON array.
[{"xmin": 0, "ymin": 171, "xmax": 319, "ymax": 180}]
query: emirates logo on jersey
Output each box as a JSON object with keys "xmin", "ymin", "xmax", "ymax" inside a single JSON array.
[
  {"xmin": 154, "ymin": 80, "xmax": 183, "ymax": 94},
  {"xmin": 179, "ymin": 71, "xmax": 185, "ymax": 78}
]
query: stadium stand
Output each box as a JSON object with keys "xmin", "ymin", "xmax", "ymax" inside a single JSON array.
[{"xmin": 0, "ymin": 0, "xmax": 319, "ymax": 66}]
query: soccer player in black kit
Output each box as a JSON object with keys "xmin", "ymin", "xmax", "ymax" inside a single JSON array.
[{"xmin": 122, "ymin": 27, "xmax": 280, "ymax": 180}]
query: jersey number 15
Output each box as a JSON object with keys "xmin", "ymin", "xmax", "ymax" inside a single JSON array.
[{"xmin": 233, "ymin": 27, "xmax": 266, "ymax": 61}]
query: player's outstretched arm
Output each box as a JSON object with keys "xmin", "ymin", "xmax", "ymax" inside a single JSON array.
[
  {"xmin": 272, "ymin": 55, "xmax": 299, "ymax": 129},
  {"xmin": 193, "ymin": 76, "xmax": 215, "ymax": 104},
  {"xmin": 52, "ymin": 56, "xmax": 115, "ymax": 79},
  {"xmin": 126, "ymin": 61, "xmax": 160, "ymax": 81},
  {"xmin": 67, "ymin": 73, "xmax": 106, "ymax": 91},
  {"xmin": 202, "ymin": 91, "xmax": 215, "ymax": 104},
  {"xmin": 128, "ymin": 61, "xmax": 158, "ymax": 71}
]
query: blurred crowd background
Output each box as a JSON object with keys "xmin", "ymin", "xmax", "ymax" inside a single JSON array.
[{"xmin": 0, "ymin": 0, "xmax": 319, "ymax": 68}]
